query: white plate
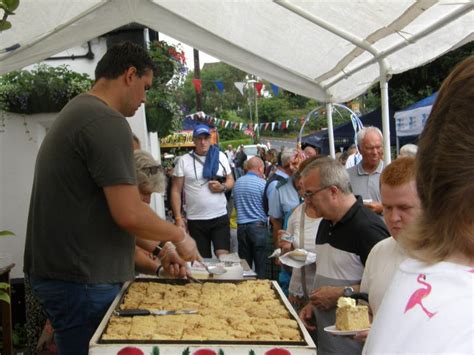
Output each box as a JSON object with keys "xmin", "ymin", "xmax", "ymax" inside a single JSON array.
[{"xmin": 324, "ymin": 325, "xmax": 370, "ymax": 336}]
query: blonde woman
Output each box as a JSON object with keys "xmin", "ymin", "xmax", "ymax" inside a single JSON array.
[{"xmin": 363, "ymin": 56, "xmax": 474, "ymax": 354}]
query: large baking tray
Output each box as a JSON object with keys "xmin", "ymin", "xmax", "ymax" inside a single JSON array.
[
  {"xmin": 98, "ymin": 278, "xmax": 307, "ymax": 346},
  {"xmin": 99, "ymin": 278, "xmax": 306, "ymax": 345}
]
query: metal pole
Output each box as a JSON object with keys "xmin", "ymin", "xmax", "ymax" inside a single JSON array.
[
  {"xmin": 193, "ymin": 49, "xmax": 202, "ymax": 111},
  {"xmin": 380, "ymin": 66, "xmax": 391, "ymax": 165},
  {"xmin": 255, "ymin": 83, "xmax": 259, "ymax": 143},
  {"xmin": 326, "ymin": 103, "xmax": 336, "ymax": 158}
]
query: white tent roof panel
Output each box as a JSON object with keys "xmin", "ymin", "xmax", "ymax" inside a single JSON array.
[{"xmin": 0, "ymin": 0, "xmax": 472, "ymax": 102}]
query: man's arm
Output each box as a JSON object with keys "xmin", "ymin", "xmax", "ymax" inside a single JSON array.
[
  {"xmin": 134, "ymin": 246, "xmax": 159, "ymax": 275},
  {"xmin": 136, "ymin": 238, "xmax": 159, "ymax": 253},
  {"xmin": 170, "ymin": 176, "xmax": 186, "ymax": 228},
  {"xmin": 270, "ymin": 217, "xmax": 283, "ymax": 248},
  {"xmin": 224, "ymin": 171, "xmax": 235, "ymax": 190},
  {"xmin": 103, "ymin": 184, "xmax": 199, "ymax": 261},
  {"xmin": 309, "ymin": 285, "xmax": 361, "ymax": 311}
]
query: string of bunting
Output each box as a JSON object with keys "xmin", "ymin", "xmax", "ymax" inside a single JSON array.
[
  {"xmin": 192, "ymin": 79, "xmax": 280, "ymax": 97},
  {"xmin": 185, "ymin": 112, "xmax": 306, "ymax": 132}
]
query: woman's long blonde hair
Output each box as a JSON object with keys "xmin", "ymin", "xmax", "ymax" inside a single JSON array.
[{"xmin": 399, "ymin": 55, "xmax": 474, "ymax": 263}]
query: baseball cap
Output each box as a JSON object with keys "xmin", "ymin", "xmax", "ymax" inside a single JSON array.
[{"xmin": 193, "ymin": 124, "xmax": 211, "ymax": 137}]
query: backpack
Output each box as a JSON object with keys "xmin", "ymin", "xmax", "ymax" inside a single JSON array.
[{"xmin": 262, "ymin": 173, "xmax": 287, "ymax": 215}]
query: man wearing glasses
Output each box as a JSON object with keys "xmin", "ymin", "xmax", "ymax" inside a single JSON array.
[{"xmin": 298, "ymin": 157, "xmax": 389, "ymax": 355}]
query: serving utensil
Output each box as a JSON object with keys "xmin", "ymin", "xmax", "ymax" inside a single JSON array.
[
  {"xmin": 197, "ymin": 261, "xmax": 227, "ymax": 275},
  {"xmin": 114, "ymin": 309, "xmax": 198, "ymax": 317}
]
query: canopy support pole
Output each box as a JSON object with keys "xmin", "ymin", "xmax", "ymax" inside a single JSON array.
[
  {"xmin": 326, "ymin": 103, "xmax": 336, "ymax": 159},
  {"xmin": 379, "ymin": 64, "xmax": 391, "ymax": 165}
]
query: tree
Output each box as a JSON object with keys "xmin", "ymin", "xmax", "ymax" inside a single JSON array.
[{"xmin": 179, "ymin": 62, "xmax": 248, "ymax": 115}]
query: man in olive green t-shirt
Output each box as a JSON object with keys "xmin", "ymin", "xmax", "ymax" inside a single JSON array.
[{"xmin": 24, "ymin": 42, "xmax": 200, "ymax": 355}]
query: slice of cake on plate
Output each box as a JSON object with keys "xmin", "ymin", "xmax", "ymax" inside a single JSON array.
[{"xmin": 335, "ymin": 297, "xmax": 370, "ymax": 331}]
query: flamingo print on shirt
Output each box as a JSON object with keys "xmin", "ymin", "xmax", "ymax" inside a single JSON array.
[{"xmin": 404, "ymin": 273, "xmax": 437, "ymax": 318}]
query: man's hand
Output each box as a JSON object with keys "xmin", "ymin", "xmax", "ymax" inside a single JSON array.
[
  {"xmin": 309, "ymin": 286, "xmax": 342, "ymax": 311},
  {"xmin": 353, "ymin": 329, "xmax": 369, "ymax": 342},
  {"xmin": 159, "ymin": 242, "xmax": 187, "ymax": 278},
  {"xmin": 175, "ymin": 233, "xmax": 201, "ymax": 262},
  {"xmin": 299, "ymin": 303, "xmax": 316, "ymax": 331},
  {"xmin": 175, "ymin": 217, "xmax": 186, "ymax": 229},
  {"xmin": 279, "ymin": 240, "xmax": 293, "ymax": 254},
  {"xmin": 207, "ymin": 180, "xmax": 224, "ymax": 193}
]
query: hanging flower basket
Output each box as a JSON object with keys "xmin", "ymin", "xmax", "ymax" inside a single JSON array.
[{"xmin": 0, "ymin": 64, "xmax": 92, "ymax": 114}]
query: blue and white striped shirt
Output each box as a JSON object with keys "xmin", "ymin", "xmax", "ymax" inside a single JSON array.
[{"xmin": 233, "ymin": 172, "xmax": 267, "ymax": 224}]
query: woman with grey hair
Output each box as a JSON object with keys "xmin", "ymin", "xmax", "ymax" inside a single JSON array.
[
  {"xmin": 133, "ymin": 150, "xmax": 180, "ymax": 276},
  {"xmin": 134, "ymin": 149, "xmax": 166, "ymax": 203}
]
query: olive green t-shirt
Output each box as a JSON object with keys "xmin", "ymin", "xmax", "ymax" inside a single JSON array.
[{"xmin": 24, "ymin": 94, "xmax": 137, "ymax": 283}]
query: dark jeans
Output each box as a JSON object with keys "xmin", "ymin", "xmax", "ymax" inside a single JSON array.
[
  {"xmin": 29, "ymin": 275, "xmax": 121, "ymax": 355},
  {"xmin": 237, "ymin": 221, "xmax": 268, "ymax": 279}
]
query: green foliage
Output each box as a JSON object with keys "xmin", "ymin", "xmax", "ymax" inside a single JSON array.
[
  {"xmin": 12, "ymin": 323, "xmax": 27, "ymax": 347},
  {"xmin": 0, "ymin": 0, "xmax": 19, "ymax": 31},
  {"xmin": 179, "ymin": 63, "xmax": 248, "ymax": 115},
  {"xmin": 0, "ymin": 230, "xmax": 14, "ymax": 237},
  {"xmin": 254, "ymin": 97, "xmax": 289, "ymax": 123},
  {"xmin": 151, "ymin": 346, "xmax": 160, "ymax": 355},
  {"xmin": 0, "ymin": 64, "xmax": 92, "ymax": 114},
  {"xmin": 370, "ymin": 42, "xmax": 474, "ymax": 109},
  {"xmin": 145, "ymin": 40, "xmax": 187, "ymax": 137},
  {"xmin": 219, "ymin": 138, "xmax": 253, "ymax": 150},
  {"xmin": 0, "ymin": 282, "xmax": 10, "ymax": 304}
]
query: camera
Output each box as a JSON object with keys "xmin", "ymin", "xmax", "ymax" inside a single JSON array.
[{"xmin": 210, "ymin": 175, "xmax": 226, "ymax": 184}]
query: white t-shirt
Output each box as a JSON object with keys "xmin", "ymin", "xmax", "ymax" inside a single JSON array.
[
  {"xmin": 363, "ymin": 258, "xmax": 474, "ymax": 354},
  {"xmin": 173, "ymin": 151, "xmax": 231, "ymax": 220},
  {"xmin": 286, "ymin": 203, "xmax": 322, "ymax": 297},
  {"xmin": 360, "ymin": 237, "xmax": 406, "ymax": 316}
]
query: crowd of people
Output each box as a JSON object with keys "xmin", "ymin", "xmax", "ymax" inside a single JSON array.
[{"xmin": 22, "ymin": 40, "xmax": 473, "ymax": 355}]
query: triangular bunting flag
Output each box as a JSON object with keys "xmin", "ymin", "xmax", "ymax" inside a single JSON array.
[
  {"xmin": 214, "ymin": 80, "xmax": 224, "ymax": 93},
  {"xmin": 265, "ymin": 122, "xmax": 270, "ymax": 130},
  {"xmin": 234, "ymin": 82, "xmax": 245, "ymax": 96},
  {"xmin": 286, "ymin": 119, "xmax": 290, "ymax": 128},
  {"xmin": 239, "ymin": 122, "xmax": 243, "ymax": 130},
  {"xmin": 271, "ymin": 122, "xmax": 276, "ymax": 131},
  {"xmin": 192, "ymin": 79, "xmax": 202, "ymax": 94},
  {"xmin": 270, "ymin": 83, "xmax": 279, "ymax": 96},
  {"xmin": 255, "ymin": 82, "xmax": 264, "ymax": 97},
  {"xmin": 225, "ymin": 121, "xmax": 230, "ymax": 128}
]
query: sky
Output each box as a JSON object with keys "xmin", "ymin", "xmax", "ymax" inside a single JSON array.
[{"xmin": 160, "ymin": 33, "xmax": 220, "ymax": 69}]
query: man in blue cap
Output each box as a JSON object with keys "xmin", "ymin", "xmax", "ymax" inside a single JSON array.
[{"xmin": 171, "ymin": 124, "xmax": 234, "ymax": 258}]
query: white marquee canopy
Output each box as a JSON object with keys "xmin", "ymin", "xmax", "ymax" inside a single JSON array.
[{"xmin": 1, "ymin": 0, "xmax": 473, "ymax": 160}]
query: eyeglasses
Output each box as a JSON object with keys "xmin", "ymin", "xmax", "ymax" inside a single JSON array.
[
  {"xmin": 141, "ymin": 165, "xmax": 163, "ymax": 175},
  {"xmin": 303, "ymin": 186, "xmax": 329, "ymax": 199}
]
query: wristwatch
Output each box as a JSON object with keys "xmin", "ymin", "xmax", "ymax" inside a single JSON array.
[{"xmin": 343, "ymin": 286, "xmax": 355, "ymax": 297}]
